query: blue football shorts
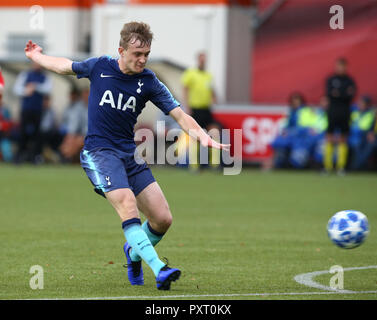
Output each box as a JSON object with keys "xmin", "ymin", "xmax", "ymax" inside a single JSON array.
[{"xmin": 80, "ymin": 147, "xmax": 156, "ymax": 198}]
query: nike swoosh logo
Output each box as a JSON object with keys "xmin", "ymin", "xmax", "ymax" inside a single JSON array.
[
  {"xmin": 100, "ymin": 73, "xmax": 113, "ymax": 78},
  {"xmin": 137, "ymin": 239, "xmax": 148, "ymax": 246}
]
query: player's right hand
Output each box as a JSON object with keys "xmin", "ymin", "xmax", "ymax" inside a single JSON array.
[{"xmin": 24, "ymin": 40, "xmax": 43, "ymax": 59}]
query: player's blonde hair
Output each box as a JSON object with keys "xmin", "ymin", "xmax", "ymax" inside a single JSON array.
[{"xmin": 119, "ymin": 22, "xmax": 154, "ymax": 49}]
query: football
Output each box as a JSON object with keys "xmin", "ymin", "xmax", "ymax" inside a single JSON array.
[{"xmin": 327, "ymin": 210, "xmax": 369, "ymax": 249}]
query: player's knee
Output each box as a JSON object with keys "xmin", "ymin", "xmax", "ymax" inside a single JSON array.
[
  {"xmin": 108, "ymin": 189, "xmax": 139, "ymax": 218},
  {"xmin": 163, "ymin": 212, "xmax": 173, "ymax": 229},
  {"xmin": 158, "ymin": 203, "xmax": 173, "ymax": 230},
  {"xmin": 118, "ymin": 192, "xmax": 136, "ymax": 207},
  {"xmin": 149, "ymin": 212, "xmax": 172, "ymax": 234}
]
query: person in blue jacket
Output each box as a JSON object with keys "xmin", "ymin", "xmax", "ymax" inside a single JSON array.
[
  {"xmin": 289, "ymin": 96, "xmax": 328, "ymax": 169},
  {"xmin": 349, "ymin": 95, "xmax": 376, "ymax": 170},
  {"xmin": 270, "ymin": 92, "xmax": 306, "ymax": 168},
  {"xmin": 13, "ymin": 61, "xmax": 52, "ymax": 163}
]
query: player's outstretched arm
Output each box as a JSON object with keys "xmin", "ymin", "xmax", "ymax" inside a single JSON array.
[
  {"xmin": 24, "ymin": 40, "xmax": 75, "ymax": 75},
  {"xmin": 169, "ymin": 107, "xmax": 230, "ymax": 151}
]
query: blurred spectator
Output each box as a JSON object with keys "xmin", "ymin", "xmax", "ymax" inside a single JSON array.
[
  {"xmin": 289, "ymin": 96, "xmax": 328, "ymax": 168},
  {"xmin": 356, "ymin": 113, "xmax": 377, "ymax": 170},
  {"xmin": 13, "ymin": 61, "xmax": 52, "ymax": 164},
  {"xmin": 0, "ymin": 86, "xmax": 14, "ymax": 162},
  {"xmin": 349, "ymin": 95, "xmax": 376, "ymax": 170},
  {"xmin": 312, "ymin": 96, "xmax": 330, "ymax": 165},
  {"xmin": 34, "ymin": 95, "xmax": 63, "ymax": 163},
  {"xmin": 34, "ymin": 87, "xmax": 83, "ymax": 163},
  {"xmin": 268, "ymin": 92, "xmax": 306, "ymax": 168},
  {"xmin": 59, "ymin": 87, "xmax": 88, "ymax": 161},
  {"xmin": 59, "ymin": 87, "xmax": 82, "ymax": 137},
  {"xmin": 181, "ymin": 52, "xmax": 221, "ymax": 171},
  {"xmin": 323, "ymin": 57, "xmax": 357, "ymax": 175}
]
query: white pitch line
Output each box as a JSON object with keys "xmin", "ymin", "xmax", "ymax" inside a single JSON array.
[
  {"xmin": 79, "ymin": 290, "xmax": 377, "ymax": 300},
  {"xmin": 25, "ymin": 290, "xmax": 377, "ymax": 300},
  {"xmin": 294, "ymin": 265, "xmax": 377, "ymax": 293},
  {"xmin": 22, "ymin": 265, "xmax": 377, "ymax": 300}
]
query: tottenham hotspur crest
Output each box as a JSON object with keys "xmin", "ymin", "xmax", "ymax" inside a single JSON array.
[{"xmin": 137, "ymin": 80, "xmax": 144, "ymax": 94}]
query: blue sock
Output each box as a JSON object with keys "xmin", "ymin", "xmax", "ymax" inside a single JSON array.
[
  {"xmin": 122, "ymin": 218, "xmax": 165, "ymax": 277},
  {"xmin": 129, "ymin": 221, "xmax": 165, "ymax": 262}
]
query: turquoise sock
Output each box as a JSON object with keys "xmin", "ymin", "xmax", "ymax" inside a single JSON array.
[
  {"xmin": 122, "ymin": 219, "xmax": 165, "ymax": 277},
  {"xmin": 129, "ymin": 221, "xmax": 164, "ymax": 262}
]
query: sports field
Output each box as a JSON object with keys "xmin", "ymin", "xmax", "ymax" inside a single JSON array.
[{"xmin": 0, "ymin": 164, "xmax": 376, "ymax": 300}]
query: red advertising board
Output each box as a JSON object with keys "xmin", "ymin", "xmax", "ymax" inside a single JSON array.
[{"xmin": 213, "ymin": 106, "xmax": 288, "ymax": 162}]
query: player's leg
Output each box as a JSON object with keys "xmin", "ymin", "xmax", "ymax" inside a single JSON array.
[
  {"xmin": 127, "ymin": 181, "xmax": 171, "ymax": 261},
  {"xmin": 136, "ymin": 182, "xmax": 181, "ymax": 290},
  {"xmin": 126, "ymin": 168, "xmax": 181, "ymax": 289},
  {"xmin": 105, "ymin": 188, "xmax": 139, "ymax": 221},
  {"xmin": 105, "ymin": 188, "xmax": 167, "ymax": 280},
  {"xmin": 138, "ymin": 182, "xmax": 172, "ymax": 231},
  {"xmin": 137, "ymin": 181, "xmax": 172, "ymax": 247},
  {"xmin": 107, "ymin": 189, "xmax": 178, "ymax": 288},
  {"xmin": 80, "ymin": 148, "xmax": 165, "ymax": 286}
]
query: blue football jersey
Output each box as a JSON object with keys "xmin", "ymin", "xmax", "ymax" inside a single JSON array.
[{"xmin": 72, "ymin": 56, "xmax": 180, "ymax": 152}]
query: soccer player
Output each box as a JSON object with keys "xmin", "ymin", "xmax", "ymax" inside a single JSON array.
[
  {"xmin": 24, "ymin": 22, "xmax": 229, "ymax": 291},
  {"xmin": 323, "ymin": 57, "xmax": 357, "ymax": 175}
]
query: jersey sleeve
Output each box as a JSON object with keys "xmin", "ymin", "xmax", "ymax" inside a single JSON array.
[
  {"xmin": 72, "ymin": 57, "xmax": 99, "ymax": 79},
  {"xmin": 149, "ymin": 76, "xmax": 180, "ymax": 115}
]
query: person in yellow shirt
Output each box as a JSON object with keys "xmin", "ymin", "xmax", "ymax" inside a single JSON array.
[
  {"xmin": 289, "ymin": 96, "xmax": 328, "ymax": 169},
  {"xmin": 181, "ymin": 52, "xmax": 221, "ymax": 171}
]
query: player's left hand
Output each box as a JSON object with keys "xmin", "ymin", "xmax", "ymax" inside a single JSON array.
[
  {"xmin": 205, "ymin": 137, "xmax": 231, "ymax": 151},
  {"xmin": 24, "ymin": 40, "xmax": 43, "ymax": 60}
]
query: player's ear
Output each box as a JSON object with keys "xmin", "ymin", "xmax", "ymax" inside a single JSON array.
[{"xmin": 118, "ymin": 46, "xmax": 125, "ymax": 57}]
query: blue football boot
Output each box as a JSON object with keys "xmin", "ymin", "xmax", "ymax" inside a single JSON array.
[
  {"xmin": 156, "ymin": 265, "xmax": 181, "ymax": 290},
  {"xmin": 123, "ymin": 242, "xmax": 144, "ymax": 285}
]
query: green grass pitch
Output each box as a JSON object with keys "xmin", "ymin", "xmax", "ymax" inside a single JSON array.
[{"xmin": 0, "ymin": 164, "xmax": 376, "ymax": 300}]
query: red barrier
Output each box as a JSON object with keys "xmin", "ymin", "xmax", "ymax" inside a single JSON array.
[{"xmin": 213, "ymin": 106, "xmax": 287, "ymax": 162}]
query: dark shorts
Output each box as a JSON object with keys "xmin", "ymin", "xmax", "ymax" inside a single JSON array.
[
  {"xmin": 191, "ymin": 108, "xmax": 216, "ymax": 129},
  {"xmin": 80, "ymin": 147, "xmax": 156, "ymax": 198},
  {"xmin": 326, "ymin": 113, "xmax": 351, "ymax": 134}
]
